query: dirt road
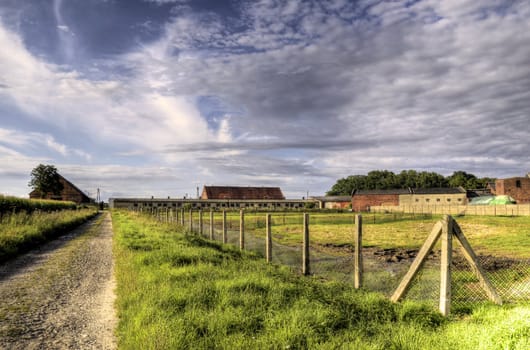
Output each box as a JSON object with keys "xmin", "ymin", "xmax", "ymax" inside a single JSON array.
[{"xmin": 0, "ymin": 212, "xmax": 117, "ymax": 349}]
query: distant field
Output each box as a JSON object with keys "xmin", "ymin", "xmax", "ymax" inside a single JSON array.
[{"xmin": 218, "ymin": 211, "xmax": 530, "ymax": 259}]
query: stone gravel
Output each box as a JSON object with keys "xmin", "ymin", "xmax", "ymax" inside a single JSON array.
[{"xmin": 0, "ymin": 212, "xmax": 116, "ymax": 350}]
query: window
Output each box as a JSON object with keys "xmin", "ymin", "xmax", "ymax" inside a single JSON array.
[
  {"xmin": 436, "ymin": 198, "xmax": 441, "ymax": 202},
  {"xmin": 447, "ymin": 198, "xmax": 451, "ymax": 202},
  {"xmin": 516, "ymin": 180, "xmax": 521, "ymax": 188},
  {"xmin": 415, "ymin": 199, "xmax": 419, "ymax": 202},
  {"xmin": 425, "ymin": 198, "xmax": 430, "ymax": 202},
  {"xmin": 457, "ymin": 198, "xmax": 462, "ymax": 202}
]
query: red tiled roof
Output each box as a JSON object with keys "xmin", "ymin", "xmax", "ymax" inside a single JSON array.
[{"xmin": 201, "ymin": 186, "xmax": 285, "ymax": 200}]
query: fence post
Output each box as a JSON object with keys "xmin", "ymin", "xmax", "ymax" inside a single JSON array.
[
  {"xmin": 181, "ymin": 208, "xmax": 185, "ymax": 225},
  {"xmin": 452, "ymin": 220, "xmax": 502, "ymax": 305},
  {"xmin": 440, "ymin": 215, "xmax": 453, "ymax": 316},
  {"xmin": 222, "ymin": 210, "xmax": 227, "ymax": 244},
  {"xmin": 210, "ymin": 210, "xmax": 214, "ymax": 240},
  {"xmin": 391, "ymin": 221, "xmax": 443, "ymax": 303},
  {"xmin": 176, "ymin": 209, "xmax": 179, "ymax": 224},
  {"xmin": 302, "ymin": 213, "xmax": 310, "ymax": 275},
  {"xmin": 354, "ymin": 214, "xmax": 363, "ymax": 289},
  {"xmin": 240, "ymin": 209, "xmax": 245, "ymax": 250},
  {"xmin": 266, "ymin": 213, "xmax": 272, "ymax": 263},
  {"xmin": 199, "ymin": 210, "xmax": 203, "ymax": 236},
  {"xmin": 189, "ymin": 210, "xmax": 193, "ymax": 233}
]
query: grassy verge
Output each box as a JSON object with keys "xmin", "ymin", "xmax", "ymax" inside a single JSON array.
[
  {"xmin": 0, "ymin": 208, "xmax": 98, "ymax": 262},
  {"xmin": 112, "ymin": 210, "xmax": 529, "ymax": 349},
  {"xmin": 0, "ymin": 195, "xmax": 77, "ymax": 213}
]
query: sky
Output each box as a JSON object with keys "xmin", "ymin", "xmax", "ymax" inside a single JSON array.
[{"xmin": 0, "ymin": 0, "xmax": 529, "ymax": 201}]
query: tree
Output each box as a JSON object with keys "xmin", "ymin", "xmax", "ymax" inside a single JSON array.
[
  {"xmin": 327, "ymin": 175, "xmax": 367, "ymax": 195},
  {"xmin": 28, "ymin": 164, "xmax": 64, "ymax": 198},
  {"xmin": 447, "ymin": 171, "xmax": 479, "ymax": 189},
  {"xmin": 365, "ymin": 170, "xmax": 398, "ymax": 190},
  {"xmin": 327, "ymin": 169, "xmax": 493, "ymax": 195}
]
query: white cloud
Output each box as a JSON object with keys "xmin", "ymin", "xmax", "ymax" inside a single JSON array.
[
  {"xmin": 57, "ymin": 25, "xmax": 70, "ymax": 33},
  {"xmin": 2, "ymin": 0, "xmax": 530, "ymax": 199},
  {"xmin": 0, "ymin": 127, "xmax": 91, "ymax": 160},
  {"xmin": 0, "ymin": 20, "xmax": 222, "ymax": 162}
]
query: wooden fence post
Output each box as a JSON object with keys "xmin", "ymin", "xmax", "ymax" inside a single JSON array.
[
  {"xmin": 199, "ymin": 210, "xmax": 203, "ymax": 236},
  {"xmin": 210, "ymin": 210, "xmax": 214, "ymax": 240},
  {"xmin": 176, "ymin": 209, "xmax": 179, "ymax": 224},
  {"xmin": 440, "ymin": 215, "xmax": 453, "ymax": 316},
  {"xmin": 354, "ymin": 214, "xmax": 363, "ymax": 289},
  {"xmin": 302, "ymin": 213, "xmax": 310, "ymax": 275},
  {"xmin": 189, "ymin": 210, "xmax": 193, "ymax": 232},
  {"xmin": 266, "ymin": 213, "xmax": 272, "ymax": 263},
  {"xmin": 181, "ymin": 209, "xmax": 185, "ymax": 225},
  {"xmin": 452, "ymin": 221, "xmax": 502, "ymax": 305},
  {"xmin": 239, "ymin": 209, "xmax": 245, "ymax": 250},
  {"xmin": 391, "ymin": 221, "xmax": 443, "ymax": 302},
  {"xmin": 222, "ymin": 210, "xmax": 227, "ymax": 244}
]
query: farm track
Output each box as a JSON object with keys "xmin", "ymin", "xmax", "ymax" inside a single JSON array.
[{"xmin": 0, "ymin": 212, "xmax": 116, "ymax": 350}]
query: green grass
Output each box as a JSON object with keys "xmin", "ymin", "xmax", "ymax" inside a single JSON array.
[
  {"xmin": 112, "ymin": 210, "xmax": 529, "ymax": 349},
  {"xmin": 0, "ymin": 208, "xmax": 98, "ymax": 262},
  {"xmin": 224, "ymin": 211, "xmax": 530, "ymax": 258},
  {"xmin": 0, "ymin": 194, "xmax": 77, "ymax": 213}
]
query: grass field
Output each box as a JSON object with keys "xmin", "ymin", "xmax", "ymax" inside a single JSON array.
[
  {"xmin": 112, "ymin": 210, "xmax": 529, "ymax": 349},
  {"xmin": 224, "ymin": 211, "xmax": 530, "ymax": 258},
  {"xmin": 0, "ymin": 208, "xmax": 98, "ymax": 262}
]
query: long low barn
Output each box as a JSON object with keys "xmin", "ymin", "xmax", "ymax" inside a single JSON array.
[{"xmin": 109, "ymin": 198, "xmax": 310, "ymax": 210}]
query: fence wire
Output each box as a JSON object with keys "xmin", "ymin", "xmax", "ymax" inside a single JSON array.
[{"xmin": 149, "ymin": 209, "xmax": 530, "ymax": 311}]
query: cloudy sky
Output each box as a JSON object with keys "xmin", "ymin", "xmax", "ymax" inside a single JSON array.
[{"xmin": 1, "ymin": 0, "xmax": 529, "ymax": 201}]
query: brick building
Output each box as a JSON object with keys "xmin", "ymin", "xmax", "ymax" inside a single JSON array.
[
  {"xmin": 29, "ymin": 174, "xmax": 91, "ymax": 204},
  {"xmin": 351, "ymin": 187, "xmax": 467, "ymax": 212},
  {"xmin": 493, "ymin": 175, "xmax": 530, "ymax": 204},
  {"xmin": 400, "ymin": 187, "xmax": 467, "ymax": 206},
  {"xmin": 311, "ymin": 196, "xmax": 352, "ymax": 209},
  {"xmin": 201, "ymin": 186, "xmax": 285, "ymax": 200},
  {"xmin": 351, "ymin": 189, "xmax": 410, "ymax": 212}
]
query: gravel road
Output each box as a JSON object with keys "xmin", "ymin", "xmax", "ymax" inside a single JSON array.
[{"xmin": 0, "ymin": 212, "xmax": 117, "ymax": 349}]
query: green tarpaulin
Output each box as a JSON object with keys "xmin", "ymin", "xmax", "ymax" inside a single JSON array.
[
  {"xmin": 469, "ymin": 195, "xmax": 516, "ymax": 205},
  {"xmin": 489, "ymin": 195, "xmax": 516, "ymax": 205}
]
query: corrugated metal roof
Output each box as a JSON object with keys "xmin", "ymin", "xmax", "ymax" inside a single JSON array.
[
  {"xmin": 411, "ymin": 187, "xmax": 466, "ymax": 194},
  {"xmin": 354, "ymin": 189, "xmax": 411, "ymax": 195},
  {"xmin": 353, "ymin": 187, "xmax": 465, "ymax": 195},
  {"xmin": 311, "ymin": 196, "xmax": 351, "ymax": 201}
]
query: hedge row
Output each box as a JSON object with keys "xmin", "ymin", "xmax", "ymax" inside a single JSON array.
[{"xmin": 0, "ymin": 195, "xmax": 77, "ymax": 214}]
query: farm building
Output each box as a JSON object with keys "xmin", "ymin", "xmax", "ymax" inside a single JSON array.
[
  {"xmin": 400, "ymin": 187, "xmax": 467, "ymax": 206},
  {"xmin": 29, "ymin": 174, "xmax": 91, "ymax": 204},
  {"xmin": 311, "ymin": 196, "xmax": 352, "ymax": 209},
  {"xmin": 201, "ymin": 186, "xmax": 285, "ymax": 200},
  {"xmin": 492, "ymin": 175, "xmax": 530, "ymax": 204},
  {"xmin": 351, "ymin": 189, "xmax": 410, "ymax": 212},
  {"xmin": 351, "ymin": 187, "xmax": 467, "ymax": 212},
  {"xmin": 108, "ymin": 198, "xmax": 307, "ymax": 210}
]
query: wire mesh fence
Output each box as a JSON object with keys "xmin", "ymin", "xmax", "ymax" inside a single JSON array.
[{"xmin": 147, "ymin": 208, "xmax": 530, "ymax": 311}]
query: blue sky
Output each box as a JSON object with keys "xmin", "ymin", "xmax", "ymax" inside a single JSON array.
[{"xmin": 1, "ymin": 0, "xmax": 529, "ymax": 201}]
